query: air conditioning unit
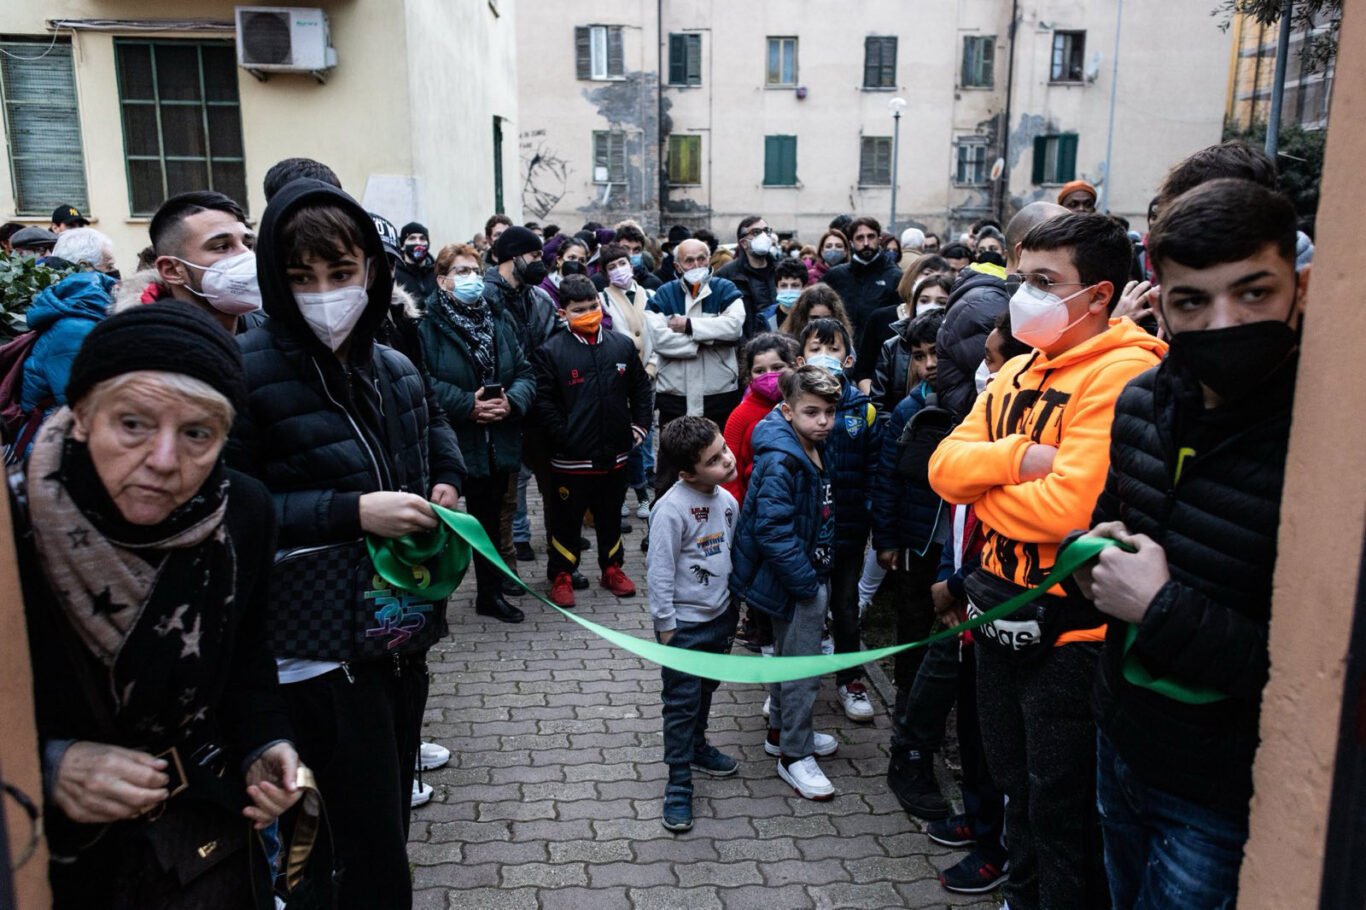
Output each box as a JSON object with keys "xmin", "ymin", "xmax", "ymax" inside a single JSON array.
[{"xmin": 236, "ymin": 7, "xmax": 337, "ymax": 80}]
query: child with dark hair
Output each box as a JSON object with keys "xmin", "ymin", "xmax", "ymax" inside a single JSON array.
[
  {"xmin": 648, "ymin": 416, "xmax": 741, "ymax": 833},
  {"xmin": 797, "ymin": 318, "xmax": 883, "ymax": 723},
  {"xmin": 870, "ymin": 308, "xmax": 945, "ymax": 416},
  {"xmin": 763, "ymin": 258, "xmax": 810, "ymax": 331},
  {"xmin": 731, "ymin": 365, "xmax": 845, "ymax": 800},
  {"xmin": 533, "ymin": 274, "xmax": 654, "ymax": 609}
]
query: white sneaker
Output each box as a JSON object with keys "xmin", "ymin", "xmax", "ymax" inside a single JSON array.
[
  {"xmin": 820, "ymin": 634, "xmax": 835, "ymax": 655},
  {"xmin": 777, "ymin": 755, "xmax": 835, "ymax": 800},
  {"xmin": 765, "ymin": 731, "xmax": 838, "ymax": 758},
  {"xmin": 762, "ymin": 695, "xmax": 771, "ymax": 718},
  {"xmin": 417, "ymin": 741, "xmax": 451, "ymax": 771},
  {"xmin": 620, "ymin": 501, "xmax": 631, "ymax": 518},
  {"xmin": 635, "ymin": 500, "xmax": 650, "ymax": 520},
  {"xmin": 411, "ymin": 779, "xmax": 434, "ymax": 808},
  {"xmin": 760, "ymin": 644, "xmax": 775, "ymax": 657},
  {"xmin": 838, "ymin": 682, "xmax": 875, "ymax": 722}
]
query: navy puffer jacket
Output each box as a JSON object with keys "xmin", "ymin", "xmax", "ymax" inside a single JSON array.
[
  {"xmin": 827, "ymin": 381, "xmax": 881, "ymax": 554},
  {"xmin": 870, "ymin": 384, "xmax": 944, "ymax": 555}
]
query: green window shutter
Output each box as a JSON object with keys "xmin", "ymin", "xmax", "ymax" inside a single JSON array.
[
  {"xmin": 1059, "ymin": 133, "xmax": 1078, "ymax": 182},
  {"xmin": 1032, "ymin": 135, "xmax": 1047, "ymax": 184},
  {"xmin": 982, "ymin": 39, "xmax": 994, "ymax": 86},
  {"xmin": 961, "ymin": 37, "xmax": 973, "ymax": 86},
  {"xmin": 686, "ymin": 34, "xmax": 702, "ymax": 86},
  {"xmin": 881, "ymin": 38, "xmax": 897, "ymax": 87},
  {"xmin": 669, "ymin": 135, "xmax": 700, "ymax": 184},
  {"xmin": 668, "ymin": 35, "xmax": 685, "ymax": 85},
  {"xmin": 593, "ymin": 131, "xmax": 607, "ymax": 178},
  {"xmin": 607, "ymin": 27, "xmax": 624, "ymax": 77},
  {"xmin": 859, "ymin": 137, "xmax": 875, "ymax": 185},
  {"xmin": 764, "ymin": 136, "xmax": 779, "ymax": 185},
  {"xmin": 575, "ymin": 27, "xmax": 591, "ymax": 80},
  {"xmin": 863, "ymin": 37, "xmax": 878, "ymax": 87},
  {"xmin": 609, "ymin": 131, "xmax": 626, "ymax": 182},
  {"xmin": 765, "ymin": 136, "xmax": 796, "ymax": 186},
  {"xmin": 781, "ymin": 136, "xmax": 797, "ymax": 185},
  {"xmin": 0, "ymin": 39, "xmax": 88, "ymax": 214}
]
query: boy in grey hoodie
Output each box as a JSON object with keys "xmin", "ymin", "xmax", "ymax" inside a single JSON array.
[{"xmin": 647, "ymin": 416, "xmax": 742, "ymax": 833}]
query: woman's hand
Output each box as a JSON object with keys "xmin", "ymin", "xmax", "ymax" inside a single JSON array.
[
  {"xmin": 359, "ymin": 492, "xmax": 439, "ymax": 538},
  {"xmin": 471, "ymin": 388, "xmax": 511, "ymax": 424},
  {"xmin": 53, "ymin": 742, "xmax": 169, "ymax": 824},
  {"xmin": 430, "ymin": 483, "xmax": 460, "ymax": 509},
  {"xmin": 243, "ymin": 742, "xmax": 302, "ymax": 830}
]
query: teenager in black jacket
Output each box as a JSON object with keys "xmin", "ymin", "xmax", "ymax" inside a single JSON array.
[
  {"xmin": 229, "ymin": 179, "xmax": 464, "ymax": 910},
  {"xmin": 533, "ymin": 274, "xmax": 653, "ymax": 609},
  {"xmin": 1070, "ymin": 179, "xmax": 1307, "ymax": 909}
]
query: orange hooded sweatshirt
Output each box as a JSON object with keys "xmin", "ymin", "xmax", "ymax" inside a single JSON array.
[{"xmin": 929, "ymin": 318, "xmax": 1166, "ymax": 643}]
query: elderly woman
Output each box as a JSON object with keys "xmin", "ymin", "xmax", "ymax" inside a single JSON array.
[
  {"xmin": 13, "ymin": 302, "xmax": 300, "ymax": 907},
  {"xmin": 420, "ymin": 242, "xmax": 534, "ymax": 624}
]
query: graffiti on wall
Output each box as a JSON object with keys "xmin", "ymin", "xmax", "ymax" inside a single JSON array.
[{"xmin": 521, "ymin": 129, "xmax": 571, "ymax": 221}]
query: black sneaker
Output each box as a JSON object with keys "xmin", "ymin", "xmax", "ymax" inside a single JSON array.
[
  {"xmin": 939, "ymin": 849, "xmax": 1008, "ymax": 894},
  {"xmin": 514, "ymin": 541, "xmax": 535, "ymax": 562},
  {"xmin": 571, "ymin": 570, "xmax": 590, "ymax": 590},
  {"xmin": 887, "ymin": 750, "xmax": 950, "ymax": 820},
  {"xmin": 927, "ymin": 813, "xmax": 975, "ymax": 847}
]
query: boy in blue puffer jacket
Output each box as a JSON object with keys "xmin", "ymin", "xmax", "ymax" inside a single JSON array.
[
  {"xmin": 730, "ymin": 365, "xmax": 843, "ymax": 801},
  {"xmin": 795, "ymin": 318, "xmax": 883, "ymax": 724},
  {"xmin": 22, "ymin": 270, "xmax": 115, "ymax": 416}
]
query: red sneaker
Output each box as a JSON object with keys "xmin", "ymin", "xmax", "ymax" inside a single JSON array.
[
  {"xmin": 600, "ymin": 565, "xmax": 637, "ymax": 597},
  {"xmin": 549, "ymin": 572, "xmax": 576, "ymax": 609}
]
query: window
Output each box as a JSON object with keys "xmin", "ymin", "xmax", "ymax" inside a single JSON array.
[
  {"xmin": 962, "ymin": 35, "xmax": 995, "ymax": 88},
  {"xmin": 668, "ymin": 33, "xmax": 702, "ymax": 86},
  {"xmin": 0, "ymin": 38, "xmax": 87, "ymax": 215},
  {"xmin": 859, "ymin": 136, "xmax": 892, "ymax": 186},
  {"xmin": 592, "ymin": 130, "xmax": 626, "ymax": 184},
  {"xmin": 763, "ymin": 135, "xmax": 797, "ymax": 186},
  {"xmin": 766, "ymin": 37, "xmax": 797, "ymax": 86},
  {"xmin": 667, "ymin": 134, "xmax": 701, "ymax": 185},
  {"xmin": 863, "ymin": 36, "xmax": 897, "ymax": 89},
  {"xmin": 1050, "ymin": 31, "xmax": 1086, "ymax": 82},
  {"xmin": 1032, "ymin": 133, "xmax": 1078, "ymax": 185},
  {"xmin": 955, "ymin": 137, "xmax": 989, "ymax": 185},
  {"xmin": 575, "ymin": 25, "xmax": 624, "ymax": 80},
  {"xmin": 115, "ymin": 40, "xmax": 245, "ymax": 217}
]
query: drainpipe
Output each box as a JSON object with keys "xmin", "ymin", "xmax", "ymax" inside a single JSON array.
[
  {"xmin": 1266, "ymin": 0, "xmax": 1294, "ymax": 161},
  {"xmin": 997, "ymin": 0, "xmax": 1020, "ymax": 222},
  {"xmin": 657, "ymin": 0, "xmax": 664, "ymax": 229}
]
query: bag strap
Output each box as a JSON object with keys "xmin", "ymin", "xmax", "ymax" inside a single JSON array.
[{"xmin": 281, "ymin": 765, "xmax": 335, "ymax": 895}]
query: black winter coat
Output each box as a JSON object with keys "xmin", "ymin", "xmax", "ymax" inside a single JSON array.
[
  {"xmin": 1083, "ymin": 359, "xmax": 1295, "ymax": 813},
  {"xmin": 394, "ymin": 255, "xmax": 437, "ymax": 303},
  {"xmin": 869, "ymin": 316, "xmax": 916, "ymax": 416},
  {"xmin": 715, "ymin": 255, "xmax": 776, "ymax": 338},
  {"xmin": 936, "ymin": 267, "xmax": 1007, "ymax": 421},
  {"xmin": 228, "ymin": 180, "xmax": 465, "ymax": 550},
  {"xmin": 821, "ymin": 253, "xmax": 902, "ymax": 336},
  {"xmin": 484, "ymin": 267, "xmax": 558, "ymax": 364},
  {"xmin": 532, "ymin": 328, "xmax": 653, "ymax": 470}
]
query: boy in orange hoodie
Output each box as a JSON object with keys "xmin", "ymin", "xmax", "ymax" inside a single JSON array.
[{"xmin": 929, "ymin": 213, "xmax": 1165, "ymax": 910}]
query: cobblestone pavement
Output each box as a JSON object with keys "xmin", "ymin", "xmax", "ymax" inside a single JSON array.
[{"xmin": 409, "ymin": 519, "xmax": 999, "ymax": 910}]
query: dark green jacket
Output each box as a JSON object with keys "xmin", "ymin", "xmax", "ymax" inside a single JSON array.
[{"xmin": 419, "ymin": 291, "xmax": 536, "ymax": 479}]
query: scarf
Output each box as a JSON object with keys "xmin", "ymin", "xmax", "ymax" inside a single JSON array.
[
  {"xmin": 26, "ymin": 409, "xmax": 236, "ymax": 746},
  {"xmin": 436, "ymin": 289, "xmax": 497, "ymax": 384}
]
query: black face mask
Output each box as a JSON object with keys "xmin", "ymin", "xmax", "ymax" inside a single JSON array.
[
  {"xmin": 560, "ymin": 260, "xmax": 585, "ymax": 276},
  {"xmin": 1166, "ymin": 317, "xmax": 1299, "ymax": 403},
  {"xmin": 514, "ymin": 257, "xmax": 549, "ymax": 288}
]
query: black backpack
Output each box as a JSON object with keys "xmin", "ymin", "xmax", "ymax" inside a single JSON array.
[{"xmin": 894, "ymin": 391, "xmax": 954, "ymax": 485}]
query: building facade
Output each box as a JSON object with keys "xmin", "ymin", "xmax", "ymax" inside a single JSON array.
[
  {"xmin": 0, "ymin": 0, "xmax": 520, "ymax": 271},
  {"xmin": 517, "ymin": 1, "xmax": 1231, "ymax": 242},
  {"xmin": 1226, "ymin": 10, "xmax": 1336, "ymax": 133}
]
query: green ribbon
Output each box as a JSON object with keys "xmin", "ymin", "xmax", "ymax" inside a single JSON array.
[{"xmin": 369, "ymin": 504, "xmax": 1225, "ymax": 700}]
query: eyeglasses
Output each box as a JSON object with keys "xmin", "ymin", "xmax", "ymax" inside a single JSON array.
[
  {"xmin": 740, "ymin": 227, "xmax": 770, "ymax": 239},
  {"xmin": 446, "ymin": 266, "xmax": 480, "ymax": 277},
  {"xmin": 1008, "ymin": 272, "xmax": 1088, "ymax": 295}
]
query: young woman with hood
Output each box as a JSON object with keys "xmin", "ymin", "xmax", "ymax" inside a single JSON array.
[{"xmin": 228, "ymin": 179, "xmax": 465, "ymax": 910}]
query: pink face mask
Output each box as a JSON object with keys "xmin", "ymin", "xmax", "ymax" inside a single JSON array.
[
  {"xmin": 608, "ymin": 264, "xmax": 634, "ymax": 289},
  {"xmin": 749, "ymin": 370, "xmax": 783, "ymax": 402}
]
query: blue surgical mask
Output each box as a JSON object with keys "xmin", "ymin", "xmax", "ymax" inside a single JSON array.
[
  {"xmin": 806, "ymin": 353, "xmax": 845, "ymax": 377},
  {"xmin": 776, "ymin": 289, "xmax": 800, "ymax": 312},
  {"xmin": 451, "ymin": 274, "xmax": 485, "ymax": 304},
  {"xmin": 629, "ymin": 253, "xmax": 644, "ymax": 268}
]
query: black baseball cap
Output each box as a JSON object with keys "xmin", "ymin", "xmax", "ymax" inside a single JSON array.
[{"xmin": 51, "ymin": 204, "xmax": 88, "ymax": 227}]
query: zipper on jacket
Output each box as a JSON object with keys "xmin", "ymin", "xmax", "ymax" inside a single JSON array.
[{"xmin": 312, "ymin": 358, "xmax": 385, "ymax": 491}]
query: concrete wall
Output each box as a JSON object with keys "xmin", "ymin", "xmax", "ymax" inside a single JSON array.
[
  {"xmin": 0, "ymin": 0, "xmax": 517, "ymax": 271},
  {"xmin": 1239, "ymin": 2, "xmax": 1365, "ymax": 902}
]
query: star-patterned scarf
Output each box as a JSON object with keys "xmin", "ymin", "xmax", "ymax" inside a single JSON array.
[{"xmin": 26, "ymin": 409, "xmax": 236, "ymax": 744}]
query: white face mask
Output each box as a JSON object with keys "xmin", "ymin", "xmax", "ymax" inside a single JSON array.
[
  {"xmin": 1008, "ymin": 282, "xmax": 1094, "ymax": 350},
  {"xmin": 974, "ymin": 359, "xmax": 995, "ymax": 394},
  {"xmin": 175, "ymin": 250, "xmax": 262, "ymax": 315},
  {"xmin": 295, "ymin": 262, "xmax": 370, "ymax": 352},
  {"xmin": 750, "ymin": 232, "xmax": 773, "ymax": 257},
  {"xmin": 916, "ymin": 301, "xmax": 945, "ymax": 318},
  {"xmin": 682, "ymin": 266, "xmax": 711, "ymax": 287}
]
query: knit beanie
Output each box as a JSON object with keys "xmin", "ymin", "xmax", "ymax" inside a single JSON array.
[
  {"xmin": 494, "ymin": 225, "xmax": 542, "ymax": 263},
  {"xmin": 399, "ymin": 222, "xmax": 428, "ymax": 241},
  {"xmin": 65, "ymin": 301, "xmax": 247, "ymax": 412}
]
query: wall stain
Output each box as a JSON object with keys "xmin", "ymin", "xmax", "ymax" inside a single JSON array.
[{"xmin": 578, "ymin": 71, "xmax": 661, "ymax": 231}]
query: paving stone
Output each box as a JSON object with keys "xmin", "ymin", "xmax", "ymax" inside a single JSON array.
[
  {"xmin": 522, "ymin": 780, "xmax": 597, "ymax": 802},
  {"xmin": 588, "ymin": 860, "xmax": 677, "ymax": 888},
  {"xmin": 714, "ymin": 836, "xmax": 801, "ymax": 862},
  {"xmin": 427, "ymin": 819, "xmax": 511, "ymax": 843},
  {"xmin": 716, "ymin": 884, "xmax": 814, "ymax": 910},
  {"xmin": 675, "ymin": 860, "xmax": 764, "ymax": 888},
  {"xmin": 896, "ymin": 877, "xmax": 1001, "ymax": 908},
  {"xmin": 564, "ymin": 761, "xmax": 638, "ymax": 783},
  {"xmin": 806, "ymin": 881, "xmax": 902, "ymax": 909},
  {"xmin": 548, "ymin": 838, "xmax": 634, "ymax": 864},
  {"xmin": 752, "ymin": 815, "xmax": 839, "ymax": 839},
  {"xmin": 500, "ymin": 862, "xmax": 589, "ymax": 888},
  {"xmin": 627, "ymin": 886, "xmax": 724, "ymax": 910},
  {"xmin": 558, "ymin": 797, "xmax": 636, "ymax": 821},
  {"xmin": 476, "ymin": 799, "xmax": 558, "ymax": 821},
  {"xmin": 411, "ymin": 862, "xmax": 500, "ymax": 889},
  {"xmin": 631, "ymin": 836, "xmax": 720, "ymax": 864},
  {"xmin": 539, "ymin": 886, "xmax": 632, "ymax": 910},
  {"xmin": 845, "ymin": 853, "xmax": 937, "ymax": 883},
  {"xmin": 445, "ymin": 887, "xmax": 538, "ymax": 910},
  {"xmin": 761, "ymin": 858, "xmax": 852, "ymax": 886},
  {"xmin": 461, "ymin": 840, "xmax": 549, "ymax": 865},
  {"xmin": 406, "ymin": 841, "xmax": 464, "ymax": 865},
  {"xmin": 508, "ymin": 818, "xmax": 595, "ymax": 842}
]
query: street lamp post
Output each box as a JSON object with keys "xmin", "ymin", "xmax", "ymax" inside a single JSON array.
[{"xmin": 889, "ymin": 97, "xmax": 906, "ymax": 231}]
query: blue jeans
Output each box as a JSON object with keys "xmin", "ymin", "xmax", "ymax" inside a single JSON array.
[
  {"xmin": 1097, "ymin": 731, "xmax": 1248, "ymax": 909},
  {"xmin": 627, "ymin": 424, "xmax": 655, "ymax": 492},
  {"xmin": 658, "ymin": 602, "xmax": 739, "ymax": 769},
  {"xmin": 513, "ymin": 464, "xmax": 533, "ymax": 544}
]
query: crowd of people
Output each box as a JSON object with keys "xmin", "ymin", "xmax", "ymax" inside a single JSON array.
[{"xmin": 0, "ymin": 138, "xmax": 1312, "ymax": 910}]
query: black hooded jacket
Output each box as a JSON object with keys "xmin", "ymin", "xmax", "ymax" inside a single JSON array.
[
  {"xmin": 935, "ymin": 266, "xmax": 1007, "ymax": 421},
  {"xmin": 228, "ymin": 180, "xmax": 465, "ymax": 548},
  {"xmin": 394, "ymin": 252, "xmax": 437, "ymax": 302},
  {"xmin": 822, "ymin": 251, "xmax": 902, "ymax": 337},
  {"xmin": 716, "ymin": 254, "xmax": 776, "ymax": 338}
]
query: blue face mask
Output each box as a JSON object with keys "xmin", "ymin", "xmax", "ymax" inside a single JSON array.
[
  {"xmin": 629, "ymin": 253, "xmax": 644, "ymax": 269},
  {"xmin": 451, "ymin": 274, "xmax": 485, "ymax": 304},
  {"xmin": 776, "ymin": 289, "xmax": 801, "ymax": 311},
  {"xmin": 806, "ymin": 353, "xmax": 845, "ymax": 377}
]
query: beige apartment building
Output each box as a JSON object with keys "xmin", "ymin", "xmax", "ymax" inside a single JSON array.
[
  {"xmin": 517, "ymin": 1, "xmax": 1231, "ymax": 242},
  {"xmin": 1226, "ymin": 9, "xmax": 1336, "ymax": 133},
  {"xmin": 0, "ymin": 1, "xmax": 520, "ymax": 272}
]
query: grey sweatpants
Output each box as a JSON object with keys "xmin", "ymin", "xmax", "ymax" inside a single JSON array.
[{"xmin": 767, "ymin": 582, "xmax": 829, "ymax": 758}]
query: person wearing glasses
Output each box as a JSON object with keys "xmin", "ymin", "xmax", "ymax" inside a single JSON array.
[
  {"xmin": 716, "ymin": 215, "xmax": 779, "ymax": 339},
  {"xmin": 935, "ymin": 202, "xmax": 1067, "ymax": 421}
]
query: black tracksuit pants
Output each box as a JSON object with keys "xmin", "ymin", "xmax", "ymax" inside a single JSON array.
[
  {"xmin": 463, "ymin": 469, "xmax": 510, "ymax": 602},
  {"xmin": 546, "ymin": 467, "xmax": 628, "ymax": 579}
]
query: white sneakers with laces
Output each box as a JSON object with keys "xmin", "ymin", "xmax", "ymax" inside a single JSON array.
[
  {"xmin": 764, "ymin": 731, "xmax": 838, "ymax": 758},
  {"xmin": 417, "ymin": 741, "xmax": 451, "ymax": 771},
  {"xmin": 838, "ymin": 682, "xmax": 875, "ymax": 722},
  {"xmin": 777, "ymin": 755, "xmax": 835, "ymax": 800}
]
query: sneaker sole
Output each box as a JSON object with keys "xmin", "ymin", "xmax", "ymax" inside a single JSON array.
[
  {"xmin": 927, "ymin": 832, "xmax": 976, "ymax": 848},
  {"xmin": 661, "ymin": 817, "xmax": 693, "ymax": 832},
  {"xmin": 417, "ymin": 756, "xmax": 450, "ymax": 772},
  {"xmin": 939, "ymin": 871, "xmax": 1008, "ymax": 895},
  {"xmin": 776, "ymin": 762, "xmax": 835, "ymax": 801},
  {"xmin": 410, "ymin": 787, "xmax": 434, "ymax": 808},
  {"xmin": 842, "ymin": 707, "xmax": 875, "ymax": 723},
  {"xmin": 765, "ymin": 739, "xmax": 838, "ymax": 758},
  {"xmin": 689, "ymin": 762, "xmax": 739, "ymax": 778},
  {"xmin": 602, "ymin": 587, "xmax": 637, "ymax": 598}
]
